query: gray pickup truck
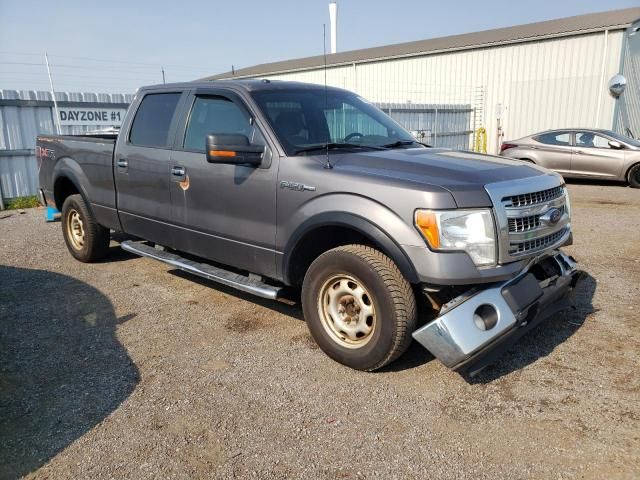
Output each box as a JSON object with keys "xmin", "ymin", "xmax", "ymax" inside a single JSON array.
[{"xmin": 37, "ymin": 80, "xmax": 581, "ymax": 375}]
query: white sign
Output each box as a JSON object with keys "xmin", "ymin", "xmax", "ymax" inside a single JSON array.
[{"xmin": 58, "ymin": 107, "xmax": 127, "ymax": 126}]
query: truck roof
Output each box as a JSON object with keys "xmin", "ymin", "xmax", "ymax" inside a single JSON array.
[{"xmin": 138, "ymin": 79, "xmax": 347, "ymax": 94}]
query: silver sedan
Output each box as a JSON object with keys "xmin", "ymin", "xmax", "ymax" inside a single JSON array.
[{"xmin": 499, "ymin": 129, "xmax": 640, "ymax": 188}]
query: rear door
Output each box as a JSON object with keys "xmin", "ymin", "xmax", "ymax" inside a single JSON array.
[
  {"xmin": 532, "ymin": 131, "xmax": 573, "ymax": 174},
  {"xmin": 168, "ymin": 89, "xmax": 279, "ymax": 278},
  {"xmin": 571, "ymin": 131, "xmax": 625, "ymax": 178},
  {"xmin": 115, "ymin": 91, "xmax": 185, "ymax": 243}
]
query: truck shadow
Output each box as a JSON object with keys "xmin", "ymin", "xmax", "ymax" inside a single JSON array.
[
  {"xmin": 168, "ymin": 269, "xmax": 304, "ymax": 320},
  {"xmin": 170, "ymin": 267, "xmax": 596, "ymax": 383},
  {"xmin": 465, "ymin": 272, "xmax": 597, "ymax": 384},
  {"xmin": 0, "ymin": 265, "xmax": 139, "ymax": 478},
  {"xmin": 380, "ymin": 272, "xmax": 597, "ymax": 379}
]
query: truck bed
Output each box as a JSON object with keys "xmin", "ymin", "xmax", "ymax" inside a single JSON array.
[{"xmin": 37, "ymin": 133, "xmax": 119, "ymax": 231}]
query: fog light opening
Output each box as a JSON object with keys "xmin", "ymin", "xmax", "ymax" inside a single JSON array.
[{"xmin": 473, "ymin": 304, "xmax": 498, "ymax": 331}]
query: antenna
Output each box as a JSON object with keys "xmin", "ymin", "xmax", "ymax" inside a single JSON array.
[
  {"xmin": 45, "ymin": 53, "xmax": 62, "ymax": 135},
  {"xmin": 323, "ymin": 23, "xmax": 332, "ymax": 170},
  {"xmin": 161, "ymin": 67, "xmax": 166, "ymax": 84}
]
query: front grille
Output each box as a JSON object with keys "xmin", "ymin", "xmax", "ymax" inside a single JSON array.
[
  {"xmin": 509, "ymin": 227, "xmax": 569, "ymax": 255},
  {"xmin": 504, "ymin": 186, "xmax": 563, "ymax": 208},
  {"xmin": 486, "ymin": 178, "xmax": 571, "ymax": 263},
  {"xmin": 508, "ymin": 205, "xmax": 565, "ymax": 233}
]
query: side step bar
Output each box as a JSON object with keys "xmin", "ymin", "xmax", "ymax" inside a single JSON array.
[{"xmin": 121, "ymin": 240, "xmax": 282, "ymax": 300}]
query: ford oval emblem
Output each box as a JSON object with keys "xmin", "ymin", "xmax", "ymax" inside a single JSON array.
[{"xmin": 540, "ymin": 208, "xmax": 562, "ymax": 225}]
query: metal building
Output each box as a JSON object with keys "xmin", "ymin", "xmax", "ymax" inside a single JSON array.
[
  {"xmin": 205, "ymin": 7, "xmax": 640, "ymax": 154},
  {"xmin": 0, "ymin": 90, "xmax": 132, "ymax": 202}
]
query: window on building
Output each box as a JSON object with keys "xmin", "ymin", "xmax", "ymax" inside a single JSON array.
[{"xmin": 129, "ymin": 93, "xmax": 181, "ymax": 147}]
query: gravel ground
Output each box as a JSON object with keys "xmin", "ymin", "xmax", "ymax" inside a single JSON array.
[{"xmin": 1, "ymin": 182, "xmax": 638, "ymax": 479}]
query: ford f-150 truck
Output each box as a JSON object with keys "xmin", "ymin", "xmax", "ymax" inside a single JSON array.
[{"xmin": 37, "ymin": 80, "xmax": 581, "ymax": 375}]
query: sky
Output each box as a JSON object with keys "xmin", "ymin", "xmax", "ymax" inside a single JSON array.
[{"xmin": 0, "ymin": 0, "xmax": 636, "ymax": 94}]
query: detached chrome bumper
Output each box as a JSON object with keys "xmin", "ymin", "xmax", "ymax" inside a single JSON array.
[{"xmin": 412, "ymin": 250, "xmax": 582, "ymax": 374}]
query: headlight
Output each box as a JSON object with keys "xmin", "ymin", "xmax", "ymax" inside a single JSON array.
[
  {"xmin": 415, "ymin": 209, "xmax": 496, "ymax": 266},
  {"xmin": 563, "ymin": 186, "xmax": 571, "ymax": 217}
]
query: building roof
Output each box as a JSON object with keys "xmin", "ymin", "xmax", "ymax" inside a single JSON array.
[{"xmin": 204, "ymin": 7, "xmax": 640, "ymax": 80}]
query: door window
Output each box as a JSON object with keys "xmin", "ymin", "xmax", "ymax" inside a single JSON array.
[
  {"xmin": 184, "ymin": 96, "xmax": 265, "ymax": 152},
  {"xmin": 534, "ymin": 132, "xmax": 571, "ymax": 146},
  {"xmin": 129, "ymin": 93, "xmax": 181, "ymax": 147},
  {"xmin": 575, "ymin": 132, "xmax": 611, "ymax": 149}
]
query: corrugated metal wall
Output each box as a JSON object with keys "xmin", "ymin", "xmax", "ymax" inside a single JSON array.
[
  {"xmin": 614, "ymin": 20, "xmax": 640, "ymax": 138},
  {"xmin": 250, "ymin": 30, "xmax": 625, "ymax": 154},
  {"xmin": 0, "ymin": 90, "xmax": 133, "ymax": 200}
]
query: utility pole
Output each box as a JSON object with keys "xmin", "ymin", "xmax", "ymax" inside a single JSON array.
[
  {"xmin": 45, "ymin": 53, "xmax": 62, "ymax": 135},
  {"xmin": 162, "ymin": 67, "xmax": 166, "ymax": 84}
]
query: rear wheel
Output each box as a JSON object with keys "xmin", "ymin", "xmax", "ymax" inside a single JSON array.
[
  {"xmin": 628, "ymin": 164, "xmax": 640, "ymax": 188},
  {"xmin": 301, "ymin": 244, "xmax": 417, "ymax": 371},
  {"xmin": 61, "ymin": 194, "xmax": 110, "ymax": 262}
]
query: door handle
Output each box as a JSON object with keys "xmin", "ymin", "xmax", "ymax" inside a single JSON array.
[
  {"xmin": 116, "ymin": 158, "xmax": 128, "ymax": 168},
  {"xmin": 573, "ymin": 150, "xmax": 584, "ymax": 154},
  {"xmin": 171, "ymin": 166, "xmax": 186, "ymax": 181}
]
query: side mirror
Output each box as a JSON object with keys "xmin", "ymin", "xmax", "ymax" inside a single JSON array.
[
  {"xmin": 608, "ymin": 140, "xmax": 624, "ymax": 150},
  {"xmin": 206, "ymin": 134, "xmax": 264, "ymax": 165}
]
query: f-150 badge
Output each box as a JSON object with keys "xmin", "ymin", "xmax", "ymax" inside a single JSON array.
[{"xmin": 279, "ymin": 181, "xmax": 316, "ymax": 192}]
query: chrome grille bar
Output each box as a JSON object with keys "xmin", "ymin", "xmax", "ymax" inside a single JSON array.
[
  {"xmin": 508, "ymin": 205, "xmax": 566, "ymax": 233},
  {"xmin": 503, "ymin": 186, "xmax": 564, "ymax": 207},
  {"xmin": 509, "ymin": 227, "xmax": 569, "ymax": 255}
]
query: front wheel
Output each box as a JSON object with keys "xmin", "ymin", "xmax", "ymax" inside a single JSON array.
[
  {"xmin": 301, "ymin": 245, "xmax": 417, "ymax": 371},
  {"xmin": 628, "ymin": 164, "xmax": 640, "ymax": 188},
  {"xmin": 61, "ymin": 194, "xmax": 110, "ymax": 262}
]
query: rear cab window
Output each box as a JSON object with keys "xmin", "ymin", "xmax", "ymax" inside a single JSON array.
[{"xmin": 129, "ymin": 93, "xmax": 182, "ymax": 147}]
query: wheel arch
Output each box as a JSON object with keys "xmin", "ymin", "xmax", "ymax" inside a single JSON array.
[
  {"xmin": 625, "ymin": 161, "xmax": 640, "ymax": 183},
  {"xmin": 52, "ymin": 158, "xmax": 92, "ymax": 212},
  {"xmin": 282, "ymin": 212, "xmax": 419, "ymax": 287}
]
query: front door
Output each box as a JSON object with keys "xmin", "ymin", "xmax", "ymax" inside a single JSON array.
[
  {"xmin": 572, "ymin": 131, "xmax": 625, "ymax": 178},
  {"xmin": 115, "ymin": 91, "xmax": 184, "ymax": 243},
  {"xmin": 168, "ymin": 92, "xmax": 279, "ymax": 278}
]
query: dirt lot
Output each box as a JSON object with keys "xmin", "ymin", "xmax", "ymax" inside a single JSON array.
[{"xmin": 1, "ymin": 182, "xmax": 638, "ymax": 479}]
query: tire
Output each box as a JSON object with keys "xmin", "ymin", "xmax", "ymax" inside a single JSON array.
[
  {"xmin": 628, "ymin": 164, "xmax": 640, "ymax": 188},
  {"xmin": 301, "ymin": 244, "xmax": 417, "ymax": 371},
  {"xmin": 61, "ymin": 194, "xmax": 110, "ymax": 262}
]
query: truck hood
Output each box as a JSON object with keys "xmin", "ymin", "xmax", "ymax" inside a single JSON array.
[{"xmin": 328, "ymin": 148, "xmax": 552, "ymax": 207}]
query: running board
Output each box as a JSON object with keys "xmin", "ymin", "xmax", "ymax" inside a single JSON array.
[{"xmin": 121, "ymin": 240, "xmax": 282, "ymax": 300}]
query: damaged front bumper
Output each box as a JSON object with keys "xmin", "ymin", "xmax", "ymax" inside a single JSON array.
[{"xmin": 412, "ymin": 250, "xmax": 583, "ymax": 375}]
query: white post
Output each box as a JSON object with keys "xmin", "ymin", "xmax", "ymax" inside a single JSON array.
[
  {"xmin": 45, "ymin": 53, "xmax": 62, "ymax": 135},
  {"xmin": 329, "ymin": 2, "xmax": 338, "ymax": 54},
  {"xmin": 595, "ymin": 29, "xmax": 609, "ymax": 127}
]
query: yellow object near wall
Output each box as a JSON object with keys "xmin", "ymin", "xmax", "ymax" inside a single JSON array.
[{"xmin": 474, "ymin": 127, "xmax": 487, "ymax": 153}]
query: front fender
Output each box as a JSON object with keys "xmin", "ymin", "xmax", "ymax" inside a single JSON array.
[{"xmin": 280, "ymin": 194, "xmax": 426, "ymax": 284}]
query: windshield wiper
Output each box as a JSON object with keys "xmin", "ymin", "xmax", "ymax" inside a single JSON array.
[
  {"xmin": 381, "ymin": 140, "xmax": 430, "ymax": 149},
  {"xmin": 293, "ymin": 143, "xmax": 386, "ymax": 155}
]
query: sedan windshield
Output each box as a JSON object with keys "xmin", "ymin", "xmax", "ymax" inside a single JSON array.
[
  {"xmin": 605, "ymin": 130, "xmax": 640, "ymax": 148},
  {"xmin": 251, "ymin": 89, "xmax": 421, "ymax": 156}
]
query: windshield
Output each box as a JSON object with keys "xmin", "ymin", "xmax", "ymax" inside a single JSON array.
[
  {"xmin": 251, "ymin": 89, "xmax": 419, "ymax": 155},
  {"xmin": 605, "ymin": 130, "xmax": 640, "ymax": 147}
]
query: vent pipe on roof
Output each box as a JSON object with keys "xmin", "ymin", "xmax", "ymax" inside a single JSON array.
[{"xmin": 329, "ymin": 2, "xmax": 338, "ymax": 54}]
